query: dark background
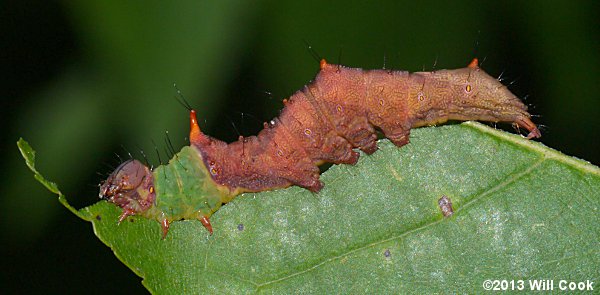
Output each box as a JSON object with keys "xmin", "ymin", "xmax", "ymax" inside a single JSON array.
[{"xmin": 1, "ymin": 1, "xmax": 597, "ymax": 293}]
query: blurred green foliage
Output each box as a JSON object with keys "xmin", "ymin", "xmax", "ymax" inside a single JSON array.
[{"xmin": 2, "ymin": 0, "xmax": 597, "ymax": 292}]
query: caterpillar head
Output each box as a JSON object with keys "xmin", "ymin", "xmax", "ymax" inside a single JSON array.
[{"xmin": 99, "ymin": 159, "xmax": 156, "ymax": 216}]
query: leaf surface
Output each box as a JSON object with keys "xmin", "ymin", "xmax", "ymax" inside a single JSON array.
[{"xmin": 18, "ymin": 122, "xmax": 600, "ymax": 293}]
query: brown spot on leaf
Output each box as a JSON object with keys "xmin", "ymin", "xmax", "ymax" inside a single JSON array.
[
  {"xmin": 438, "ymin": 195, "xmax": 454, "ymax": 217},
  {"xmin": 384, "ymin": 249, "xmax": 391, "ymax": 258}
]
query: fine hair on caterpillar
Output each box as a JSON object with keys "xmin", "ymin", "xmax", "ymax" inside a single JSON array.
[{"xmin": 99, "ymin": 57, "xmax": 541, "ymax": 239}]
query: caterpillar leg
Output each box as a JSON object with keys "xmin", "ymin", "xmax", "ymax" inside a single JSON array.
[
  {"xmin": 514, "ymin": 116, "xmax": 542, "ymax": 139},
  {"xmin": 346, "ymin": 117, "xmax": 379, "ymax": 154},
  {"xmin": 199, "ymin": 216, "xmax": 213, "ymax": 234},
  {"xmin": 385, "ymin": 130, "xmax": 411, "ymax": 148},
  {"xmin": 118, "ymin": 208, "xmax": 136, "ymax": 223},
  {"xmin": 294, "ymin": 176, "xmax": 324, "ymax": 192},
  {"xmin": 321, "ymin": 133, "xmax": 360, "ymax": 165},
  {"xmin": 283, "ymin": 167, "xmax": 324, "ymax": 192},
  {"xmin": 161, "ymin": 219, "xmax": 171, "ymax": 239}
]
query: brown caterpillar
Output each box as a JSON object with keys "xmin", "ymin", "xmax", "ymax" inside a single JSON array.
[{"xmin": 99, "ymin": 58, "xmax": 540, "ymax": 238}]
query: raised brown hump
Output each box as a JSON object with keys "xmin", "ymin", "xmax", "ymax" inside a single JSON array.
[{"xmin": 191, "ymin": 99, "xmax": 324, "ymax": 193}]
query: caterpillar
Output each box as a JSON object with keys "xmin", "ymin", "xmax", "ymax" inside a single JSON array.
[{"xmin": 99, "ymin": 58, "xmax": 541, "ymax": 238}]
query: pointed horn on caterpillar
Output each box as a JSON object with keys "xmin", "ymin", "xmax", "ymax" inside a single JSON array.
[{"xmin": 467, "ymin": 58, "xmax": 479, "ymax": 69}]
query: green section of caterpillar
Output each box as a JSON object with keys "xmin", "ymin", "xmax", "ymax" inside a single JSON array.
[{"xmin": 100, "ymin": 58, "xmax": 541, "ymax": 238}]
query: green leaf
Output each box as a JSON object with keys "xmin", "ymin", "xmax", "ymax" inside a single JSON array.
[
  {"xmin": 18, "ymin": 123, "xmax": 600, "ymax": 293},
  {"xmin": 17, "ymin": 138, "xmax": 89, "ymax": 220}
]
